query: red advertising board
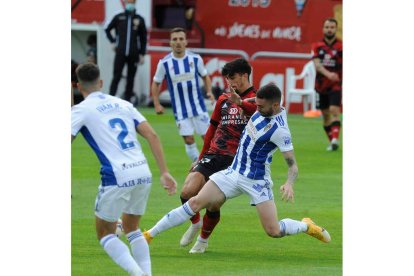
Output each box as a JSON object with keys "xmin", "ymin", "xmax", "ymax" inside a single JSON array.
[
  {"xmin": 195, "ymin": 0, "xmax": 342, "ymax": 56},
  {"xmin": 71, "ymin": 0, "xmax": 105, "ymax": 23}
]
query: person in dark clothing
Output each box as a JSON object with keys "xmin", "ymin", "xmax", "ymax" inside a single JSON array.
[{"xmin": 105, "ymin": 0, "xmax": 147, "ymax": 103}]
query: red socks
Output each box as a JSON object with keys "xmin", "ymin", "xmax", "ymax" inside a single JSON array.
[
  {"xmin": 330, "ymin": 121, "xmax": 341, "ymax": 140},
  {"xmin": 200, "ymin": 210, "xmax": 220, "ymax": 239}
]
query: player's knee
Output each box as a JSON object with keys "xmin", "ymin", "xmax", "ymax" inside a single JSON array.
[
  {"xmin": 180, "ymin": 186, "xmax": 193, "ymax": 199},
  {"xmin": 188, "ymin": 196, "xmax": 204, "ymax": 213}
]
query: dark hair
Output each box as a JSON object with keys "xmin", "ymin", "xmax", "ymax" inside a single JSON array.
[
  {"xmin": 170, "ymin": 27, "xmax": 186, "ymax": 35},
  {"xmin": 75, "ymin": 63, "xmax": 100, "ymax": 85},
  {"xmin": 325, "ymin": 18, "xmax": 338, "ymax": 26},
  {"xmin": 256, "ymin": 83, "xmax": 282, "ymax": 104},
  {"xmin": 221, "ymin": 58, "xmax": 252, "ymax": 79}
]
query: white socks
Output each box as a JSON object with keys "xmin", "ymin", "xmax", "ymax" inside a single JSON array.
[
  {"xmin": 279, "ymin": 218, "xmax": 308, "ymax": 236},
  {"xmin": 149, "ymin": 202, "xmax": 196, "ymax": 237},
  {"xmin": 100, "ymin": 234, "xmax": 144, "ymax": 276},
  {"xmin": 185, "ymin": 143, "xmax": 199, "ymax": 162},
  {"xmin": 127, "ymin": 229, "xmax": 151, "ymax": 276}
]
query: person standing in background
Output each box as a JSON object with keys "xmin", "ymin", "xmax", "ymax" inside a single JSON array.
[
  {"xmin": 105, "ymin": 0, "xmax": 147, "ymax": 105},
  {"xmin": 311, "ymin": 18, "xmax": 342, "ymax": 151},
  {"xmin": 151, "ymin": 27, "xmax": 215, "ymax": 162}
]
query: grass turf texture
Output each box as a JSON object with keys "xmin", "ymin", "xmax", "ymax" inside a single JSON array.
[{"xmin": 72, "ymin": 107, "xmax": 342, "ymax": 275}]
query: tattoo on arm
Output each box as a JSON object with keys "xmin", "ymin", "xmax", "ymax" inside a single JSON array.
[
  {"xmin": 285, "ymin": 156, "xmax": 295, "ymax": 167},
  {"xmin": 285, "ymin": 156, "xmax": 298, "ymax": 183}
]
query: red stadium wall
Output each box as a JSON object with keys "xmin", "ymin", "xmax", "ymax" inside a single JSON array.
[
  {"xmin": 71, "ymin": 0, "xmax": 105, "ymax": 23},
  {"xmin": 195, "ymin": 0, "xmax": 342, "ymax": 56}
]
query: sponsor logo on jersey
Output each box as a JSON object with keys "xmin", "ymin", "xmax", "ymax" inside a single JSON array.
[
  {"xmin": 118, "ymin": 176, "xmax": 152, "ymax": 188},
  {"xmin": 229, "ymin": 107, "xmax": 238, "ymax": 114},
  {"xmin": 252, "ymin": 183, "xmax": 264, "ymax": 193},
  {"xmin": 283, "ymin": 136, "xmax": 291, "ymax": 145},
  {"xmin": 121, "ymin": 160, "xmax": 147, "ymax": 170}
]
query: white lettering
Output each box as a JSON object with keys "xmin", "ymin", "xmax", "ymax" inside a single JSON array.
[
  {"xmin": 218, "ymin": 23, "xmax": 302, "ymax": 42},
  {"xmin": 228, "ymin": 0, "xmax": 270, "ymax": 8},
  {"xmin": 272, "ymin": 26, "xmax": 301, "ymax": 41}
]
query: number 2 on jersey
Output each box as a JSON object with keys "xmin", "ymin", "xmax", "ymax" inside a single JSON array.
[{"xmin": 109, "ymin": 118, "xmax": 135, "ymax": 150}]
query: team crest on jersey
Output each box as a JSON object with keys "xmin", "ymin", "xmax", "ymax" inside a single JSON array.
[
  {"xmin": 263, "ymin": 123, "xmax": 272, "ymax": 132},
  {"xmin": 133, "ymin": 18, "xmax": 140, "ymax": 26},
  {"xmin": 332, "ymin": 50, "xmax": 337, "ymax": 56},
  {"xmin": 189, "ymin": 61, "xmax": 194, "ymax": 68}
]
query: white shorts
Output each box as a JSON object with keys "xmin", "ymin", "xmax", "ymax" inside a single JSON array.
[
  {"xmin": 210, "ymin": 167, "xmax": 274, "ymax": 206},
  {"xmin": 176, "ymin": 112, "xmax": 210, "ymax": 136},
  {"xmin": 94, "ymin": 174, "xmax": 152, "ymax": 222}
]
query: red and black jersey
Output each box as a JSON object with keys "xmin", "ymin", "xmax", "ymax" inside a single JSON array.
[
  {"xmin": 311, "ymin": 39, "xmax": 342, "ymax": 93},
  {"xmin": 200, "ymin": 87, "xmax": 256, "ymax": 158}
]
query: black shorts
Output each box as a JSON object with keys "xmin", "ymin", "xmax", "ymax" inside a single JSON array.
[
  {"xmin": 192, "ymin": 154, "xmax": 234, "ymax": 181},
  {"xmin": 317, "ymin": 90, "xmax": 342, "ymax": 110}
]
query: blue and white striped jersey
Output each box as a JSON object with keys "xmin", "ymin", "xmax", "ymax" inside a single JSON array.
[
  {"xmin": 231, "ymin": 109, "xmax": 293, "ymax": 180},
  {"xmin": 153, "ymin": 50, "xmax": 208, "ymax": 120},
  {"xmin": 71, "ymin": 92, "xmax": 148, "ymax": 186}
]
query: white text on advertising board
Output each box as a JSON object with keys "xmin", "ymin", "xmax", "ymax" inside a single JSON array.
[{"xmin": 214, "ymin": 23, "xmax": 301, "ymax": 41}]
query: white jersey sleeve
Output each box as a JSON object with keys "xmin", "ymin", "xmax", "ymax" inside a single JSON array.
[
  {"xmin": 71, "ymin": 105, "xmax": 86, "ymax": 136},
  {"xmin": 153, "ymin": 60, "xmax": 166, "ymax": 83},
  {"xmin": 270, "ymin": 127, "xmax": 293, "ymax": 152},
  {"xmin": 196, "ymin": 54, "xmax": 208, "ymax": 77},
  {"xmin": 129, "ymin": 105, "xmax": 147, "ymax": 127}
]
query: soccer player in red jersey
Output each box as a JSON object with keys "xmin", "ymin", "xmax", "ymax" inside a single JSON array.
[
  {"xmin": 178, "ymin": 58, "xmax": 257, "ymax": 253},
  {"xmin": 311, "ymin": 18, "xmax": 342, "ymax": 151}
]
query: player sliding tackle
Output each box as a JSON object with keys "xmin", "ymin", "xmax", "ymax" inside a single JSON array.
[{"xmin": 144, "ymin": 83, "xmax": 331, "ymax": 248}]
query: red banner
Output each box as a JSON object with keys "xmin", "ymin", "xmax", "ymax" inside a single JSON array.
[{"xmin": 195, "ymin": 0, "xmax": 342, "ymax": 56}]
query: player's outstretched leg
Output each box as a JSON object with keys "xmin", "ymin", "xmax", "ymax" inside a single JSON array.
[
  {"xmin": 179, "ymin": 197, "xmax": 202, "ymax": 247},
  {"xmin": 143, "ymin": 202, "xmax": 196, "ymax": 243},
  {"xmin": 302, "ymin": 218, "xmax": 331, "ymax": 243}
]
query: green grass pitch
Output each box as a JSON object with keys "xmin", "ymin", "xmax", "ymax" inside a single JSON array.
[{"xmin": 71, "ymin": 107, "xmax": 342, "ymax": 275}]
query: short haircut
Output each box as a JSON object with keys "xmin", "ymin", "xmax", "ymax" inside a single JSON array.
[
  {"xmin": 221, "ymin": 58, "xmax": 252, "ymax": 79},
  {"xmin": 325, "ymin": 18, "xmax": 338, "ymax": 26},
  {"xmin": 170, "ymin": 27, "xmax": 186, "ymax": 35},
  {"xmin": 75, "ymin": 63, "xmax": 100, "ymax": 87},
  {"xmin": 256, "ymin": 83, "xmax": 282, "ymax": 104}
]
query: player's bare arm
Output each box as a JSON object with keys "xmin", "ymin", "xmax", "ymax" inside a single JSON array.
[
  {"xmin": 202, "ymin": 75, "xmax": 215, "ymax": 104},
  {"xmin": 279, "ymin": 150, "xmax": 298, "ymax": 203},
  {"xmin": 137, "ymin": 121, "xmax": 177, "ymax": 195},
  {"xmin": 151, "ymin": 81, "xmax": 165, "ymax": 114},
  {"xmin": 313, "ymin": 58, "xmax": 339, "ymax": 82}
]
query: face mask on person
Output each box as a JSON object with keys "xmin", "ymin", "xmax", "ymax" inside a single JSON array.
[{"xmin": 125, "ymin": 3, "xmax": 135, "ymax": 11}]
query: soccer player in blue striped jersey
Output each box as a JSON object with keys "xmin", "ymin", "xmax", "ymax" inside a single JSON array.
[
  {"xmin": 144, "ymin": 83, "xmax": 331, "ymax": 252},
  {"xmin": 72, "ymin": 63, "xmax": 177, "ymax": 276},
  {"xmin": 151, "ymin": 27, "xmax": 215, "ymax": 162}
]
